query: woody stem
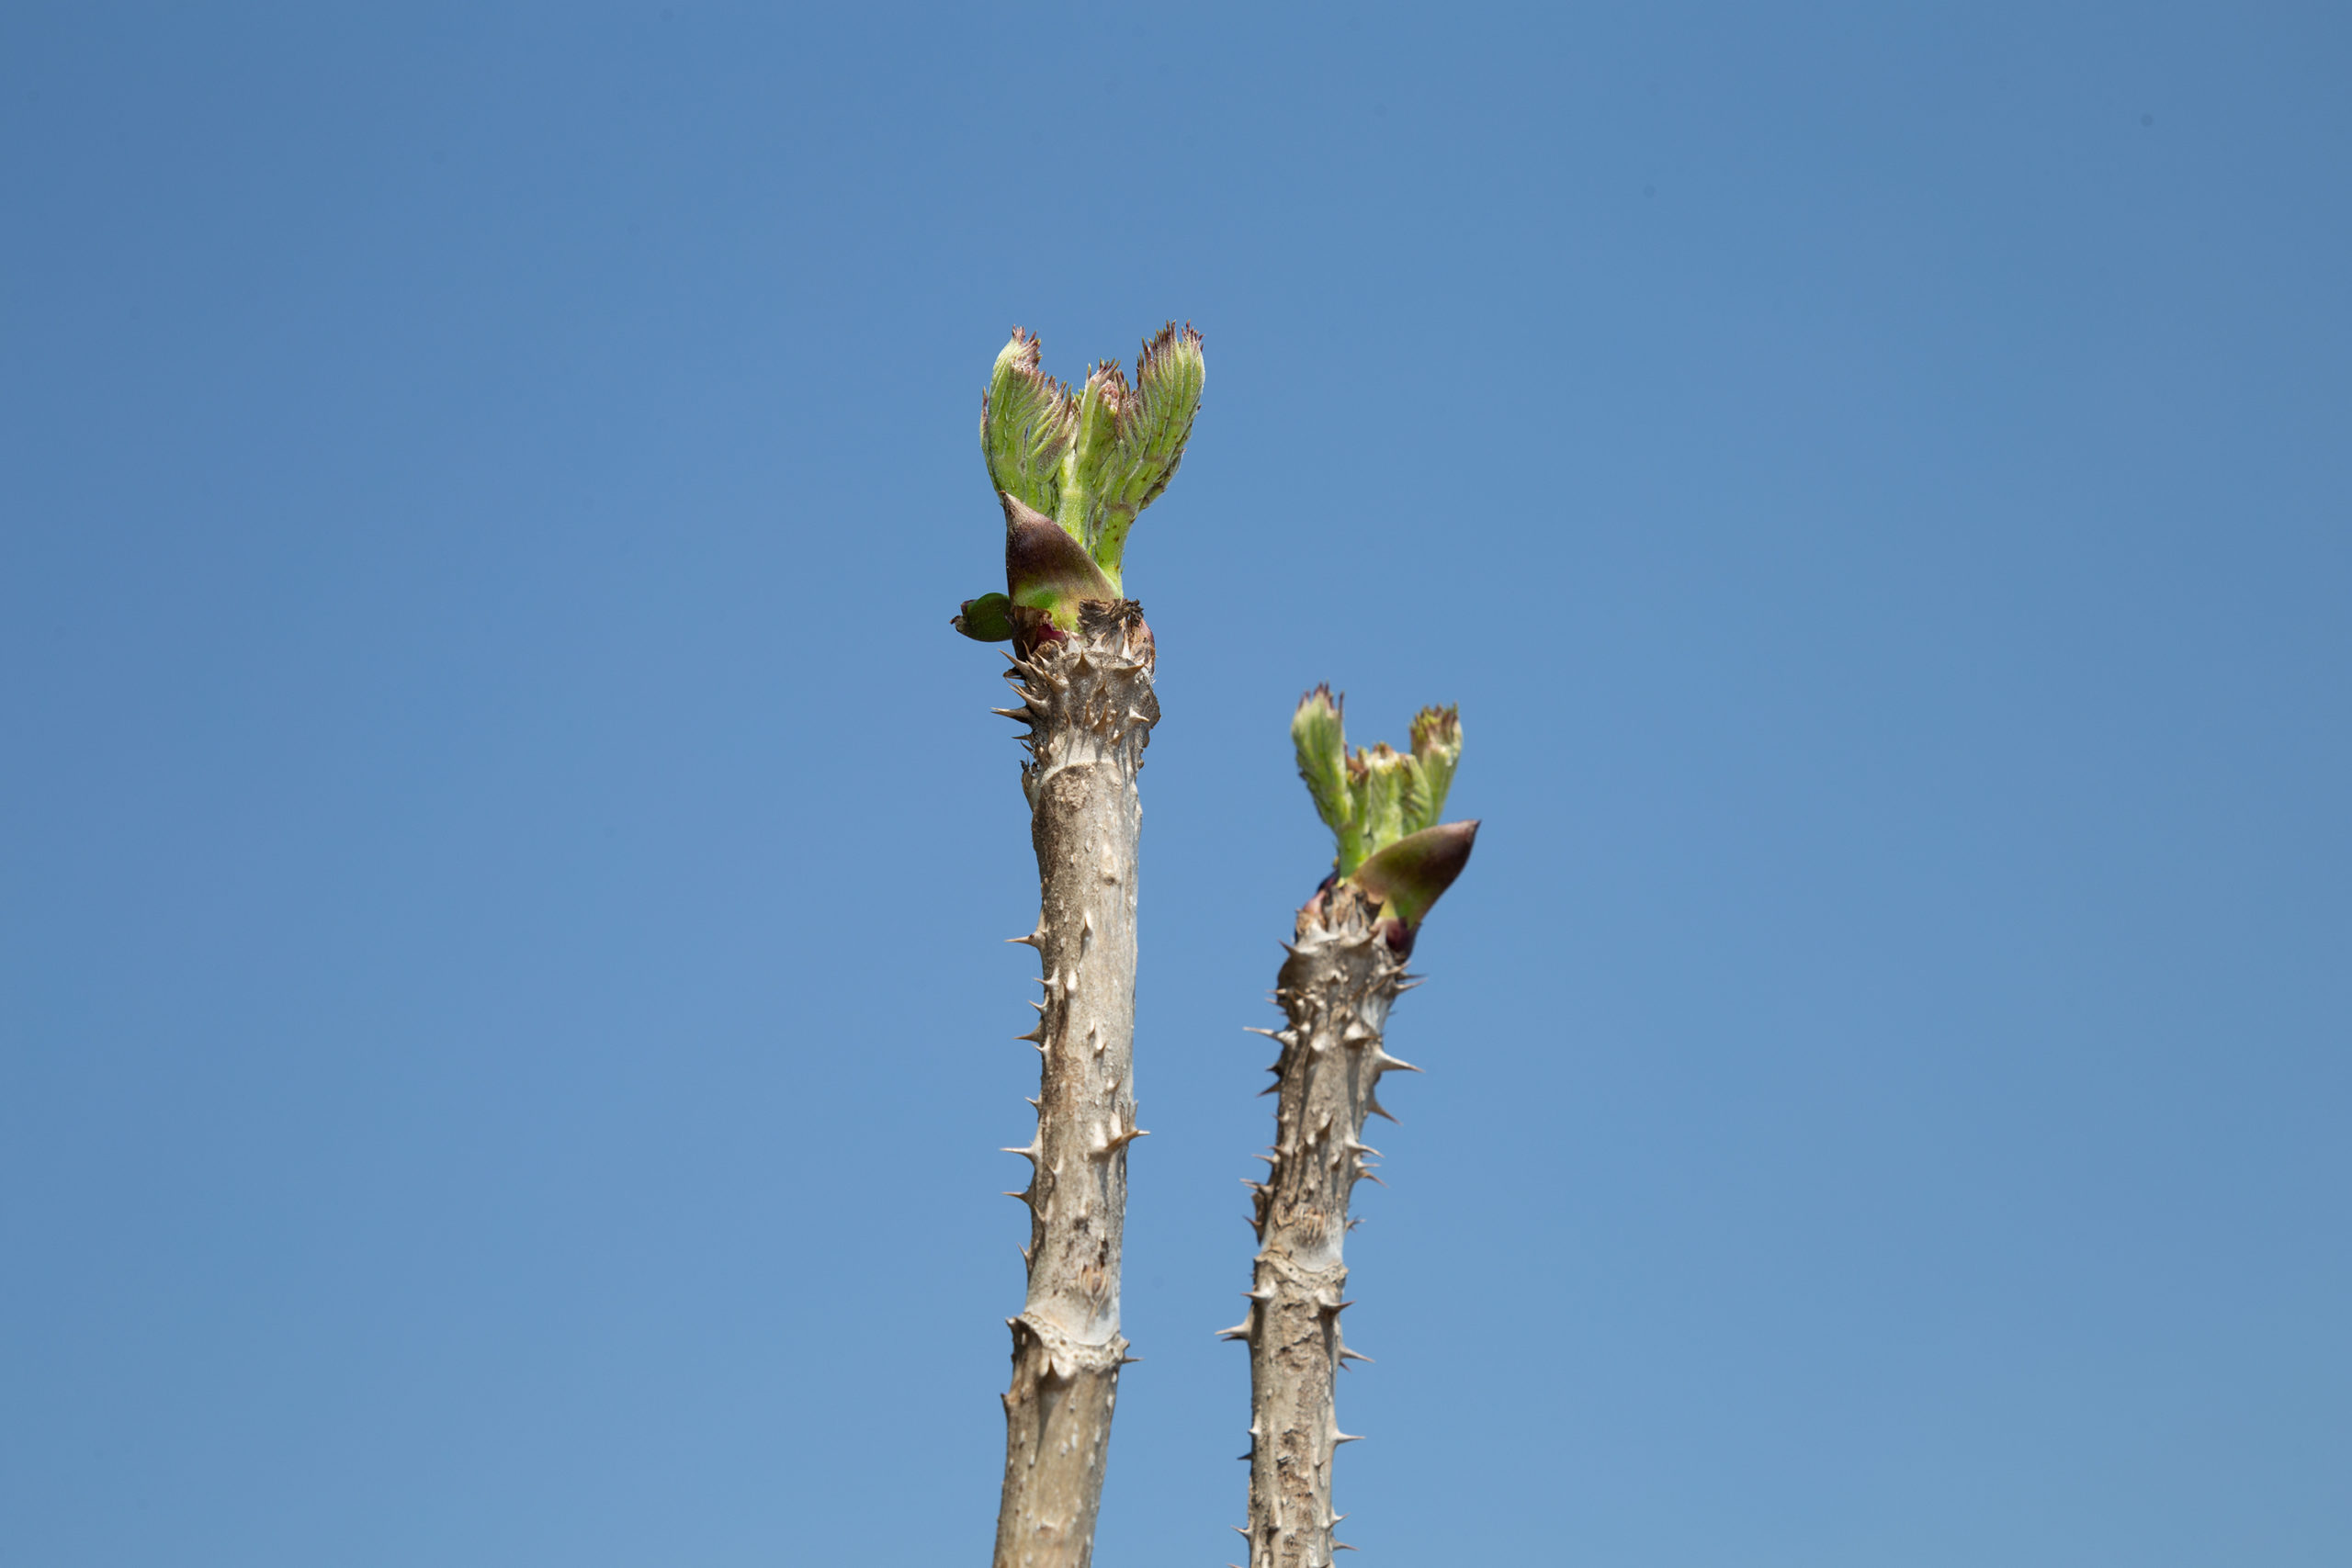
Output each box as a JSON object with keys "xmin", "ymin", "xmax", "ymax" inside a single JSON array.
[{"xmin": 991, "ymin": 603, "xmax": 1159, "ymax": 1568}]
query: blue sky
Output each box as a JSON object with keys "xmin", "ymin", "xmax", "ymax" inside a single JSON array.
[{"xmin": 4, "ymin": 4, "xmax": 2346, "ymax": 1563}]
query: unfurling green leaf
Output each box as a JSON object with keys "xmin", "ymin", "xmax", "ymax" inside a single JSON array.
[
  {"xmin": 1063, "ymin": 324, "xmax": 1205, "ymax": 584},
  {"xmin": 981, "ymin": 330, "xmax": 1074, "ymax": 522},
  {"xmin": 1349, "ymin": 744, "xmax": 1414, "ymax": 868},
  {"xmin": 953, "ymin": 592, "xmax": 1015, "ymax": 642},
  {"xmin": 1405, "ymin": 705, "xmax": 1461, "ymax": 833},
  {"xmin": 1292, "ymin": 685, "xmax": 1356, "ymax": 867},
  {"xmin": 1351, "ymin": 820, "xmax": 1480, "ymax": 931}
]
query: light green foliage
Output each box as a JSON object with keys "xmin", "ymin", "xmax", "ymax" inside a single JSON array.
[
  {"xmin": 1292, "ymin": 692, "xmax": 1465, "ymax": 882},
  {"xmin": 978, "ymin": 324, "xmax": 1205, "ymax": 594},
  {"xmin": 1067, "ymin": 326, "xmax": 1205, "ymax": 581}
]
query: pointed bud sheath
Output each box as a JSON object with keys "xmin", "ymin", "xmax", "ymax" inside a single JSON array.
[
  {"xmin": 1350, "ymin": 820, "xmax": 1480, "ymax": 932},
  {"xmin": 1004, "ymin": 492, "xmax": 1118, "ymax": 621}
]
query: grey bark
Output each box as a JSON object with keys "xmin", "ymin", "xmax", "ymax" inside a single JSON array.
[
  {"xmin": 991, "ymin": 602, "xmax": 1159, "ymax": 1568},
  {"xmin": 1225, "ymin": 885, "xmax": 1415, "ymax": 1568}
]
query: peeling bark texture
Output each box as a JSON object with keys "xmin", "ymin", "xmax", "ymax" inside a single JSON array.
[
  {"xmin": 1227, "ymin": 884, "xmax": 1412, "ymax": 1568},
  {"xmin": 992, "ymin": 601, "xmax": 1159, "ymax": 1568}
]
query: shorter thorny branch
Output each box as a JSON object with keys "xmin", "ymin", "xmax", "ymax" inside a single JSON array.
[
  {"xmin": 1225, "ymin": 883, "xmax": 1419, "ymax": 1568},
  {"xmin": 992, "ymin": 602, "xmax": 1159, "ymax": 1568}
]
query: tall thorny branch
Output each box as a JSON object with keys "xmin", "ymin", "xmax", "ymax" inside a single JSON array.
[
  {"xmin": 955, "ymin": 327, "xmax": 1204, "ymax": 1568},
  {"xmin": 991, "ymin": 606, "xmax": 1157, "ymax": 1568},
  {"xmin": 1227, "ymin": 693, "xmax": 1477, "ymax": 1568}
]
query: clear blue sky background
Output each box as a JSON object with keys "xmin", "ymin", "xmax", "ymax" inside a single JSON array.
[{"xmin": 4, "ymin": 4, "xmax": 2346, "ymax": 1564}]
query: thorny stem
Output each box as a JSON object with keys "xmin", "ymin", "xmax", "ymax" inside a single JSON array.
[
  {"xmin": 1226, "ymin": 883, "xmax": 1416, "ymax": 1568},
  {"xmin": 992, "ymin": 602, "xmax": 1159, "ymax": 1568}
]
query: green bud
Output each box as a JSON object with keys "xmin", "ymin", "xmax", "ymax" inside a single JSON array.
[
  {"xmin": 1293, "ymin": 691, "xmax": 1476, "ymax": 922},
  {"xmin": 953, "ymin": 592, "xmax": 1015, "ymax": 642},
  {"xmin": 975, "ymin": 324, "xmax": 1204, "ymax": 599}
]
